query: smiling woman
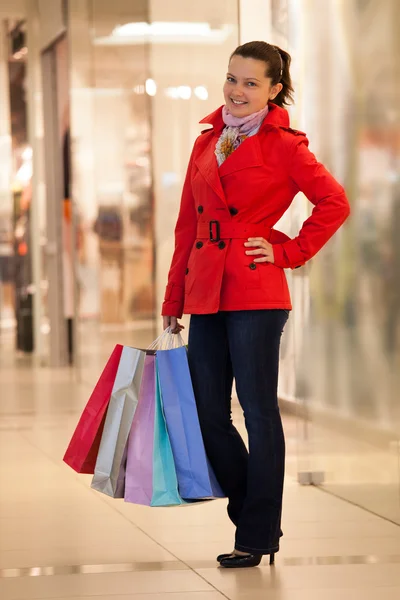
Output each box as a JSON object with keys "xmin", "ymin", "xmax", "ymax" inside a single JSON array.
[
  {"xmin": 162, "ymin": 39, "xmax": 350, "ymax": 570},
  {"xmin": 224, "ymin": 55, "xmax": 280, "ymax": 116},
  {"xmin": 224, "ymin": 41, "xmax": 294, "ymax": 116}
]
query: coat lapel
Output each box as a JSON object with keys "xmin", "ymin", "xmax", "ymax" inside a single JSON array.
[
  {"xmin": 218, "ymin": 135, "xmax": 264, "ymax": 178},
  {"xmin": 194, "ymin": 134, "xmax": 227, "ymax": 205},
  {"xmin": 193, "ymin": 103, "xmax": 290, "ymax": 204}
]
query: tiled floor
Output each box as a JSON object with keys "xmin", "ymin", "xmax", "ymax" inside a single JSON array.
[{"xmin": 1, "ymin": 330, "xmax": 400, "ymax": 599}]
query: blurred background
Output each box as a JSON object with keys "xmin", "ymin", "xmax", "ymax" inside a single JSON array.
[{"xmin": 0, "ymin": 0, "xmax": 399, "ymax": 525}]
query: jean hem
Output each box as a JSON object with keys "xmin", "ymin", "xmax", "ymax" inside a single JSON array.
[{"xmin": 234, "ymin": 542, "xmax": 280, "ymax": 555}]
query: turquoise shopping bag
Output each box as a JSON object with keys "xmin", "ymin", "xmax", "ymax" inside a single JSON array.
[{"xmin": 151, "ymin": 365, "xmax": 186, "ymax": 506}]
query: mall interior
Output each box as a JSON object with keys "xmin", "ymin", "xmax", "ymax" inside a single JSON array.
[{"xmin": 0, "ymin": 0, "xmax": 400, "ymax": 598}]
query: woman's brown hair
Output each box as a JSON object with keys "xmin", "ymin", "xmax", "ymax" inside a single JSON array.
[{"xmin": 230, "ymin": 41, "xmax": 294, "ymax": 107}]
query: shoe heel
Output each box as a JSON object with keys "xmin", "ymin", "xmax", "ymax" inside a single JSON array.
[{"xmin": 269, "ymin": 553, "xmax": 275, "ymax": 565}]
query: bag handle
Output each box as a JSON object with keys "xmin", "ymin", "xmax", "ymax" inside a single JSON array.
[{"xmin": 147, "ymin": 327, "xmax": 185, "ymax": 351}]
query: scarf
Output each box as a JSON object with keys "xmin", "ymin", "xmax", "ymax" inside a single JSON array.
[{"xmin": 215, "ymin": 104, "xmax": 269, "ymax": 166}]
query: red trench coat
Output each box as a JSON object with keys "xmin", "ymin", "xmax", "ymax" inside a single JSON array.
[{"xmin": 162, "ymin": 102, "xmax": 350, "ymax": 318}]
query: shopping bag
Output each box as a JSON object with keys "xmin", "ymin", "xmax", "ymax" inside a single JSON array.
[
  {"xmin": 124, "ymin": 349, "xmax": 185, "ymax": 507},
  {"xmin": 150, "ymin": 366, "xmax": 186, "ymax": 506},
  {"xmin": 124, "ymin": 330, "xmax": 189, "ymax": 507},
  {"xmin": 63, "ymin": 344, "xmax": 123, "ymax": 473},
  {"xmin": 91, "ymin": 346, "xmax": 145, "ymax": 497},
  {"xmin": 124, "ymin": 353, "xmax": 157, "ymax": 505},
  {"xmin": 157, "ymin": 346, "xmax": 225, "ymax": 500}
]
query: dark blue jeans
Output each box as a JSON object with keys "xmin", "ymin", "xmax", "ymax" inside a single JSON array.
[{"xmin": 188, "ymin": 309, "xmax": 289, "ymax": 555}]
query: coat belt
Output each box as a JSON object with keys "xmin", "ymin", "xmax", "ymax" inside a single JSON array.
[{"xmin": 196, "ymin": 220, "xmax": 272, "ymax": 241}]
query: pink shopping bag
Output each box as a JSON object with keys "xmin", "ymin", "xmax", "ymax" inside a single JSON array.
[{"xmin": 124, "ymin": 353, "xmax": 156, "ymax": 505}]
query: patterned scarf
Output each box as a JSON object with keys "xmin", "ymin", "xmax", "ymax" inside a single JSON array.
[{"xmin": 215, "ymin": 104, "xmax": 269, "ymax": 166}]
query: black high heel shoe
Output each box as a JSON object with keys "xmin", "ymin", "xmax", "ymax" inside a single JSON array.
[
  {"xmin": 217, "ymin": 553, "xmax": 234, "ymax": 563},
  {"xmin": 220, "ymin": 552, "xmax": 263, "ymax": 568},
  {"xmin": 217, "ymin": 551, "xmax": 275, "ymax": 565}
]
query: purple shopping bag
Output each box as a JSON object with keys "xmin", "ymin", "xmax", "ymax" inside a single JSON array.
[{"xmin": 124, "ymin": 354, "xmax": 156, "ymax": 505}]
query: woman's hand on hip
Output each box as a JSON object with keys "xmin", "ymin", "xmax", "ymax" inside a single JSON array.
[
  {"xmin": 244, "ymin": 238, "xmax": 275, "ymax": 263},
  {"xmin": 163, "ymin": 315, "xmax": 185, "ymax": 335}
]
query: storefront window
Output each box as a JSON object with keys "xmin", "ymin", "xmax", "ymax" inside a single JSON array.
[
  {"xmin": 275, "ymin": 0, "xmax": 400, "ymax": 523},
  {"xmin": 68, "ymin": 0, "xmax": 239, "ymax": 379}
]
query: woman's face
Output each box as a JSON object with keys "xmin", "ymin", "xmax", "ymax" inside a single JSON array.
[{"xmin": 223, "ymin": 55, "xmax": 282, "ymax": 117}]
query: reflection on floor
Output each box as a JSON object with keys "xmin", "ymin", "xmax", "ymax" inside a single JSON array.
[{"xmin": 1, "ymin": 327, "xmax": 400, "ymax": 600}]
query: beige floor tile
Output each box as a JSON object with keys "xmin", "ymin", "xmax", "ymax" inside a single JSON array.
[
  {"xmin": 196, "ymin": 563, "xmax": 400, "ymax": 593},
  {"xmin": 165, "ymin": 537, "xmax": 400, "ymax": 567},
  {"xmin": 100, "ymin": 495, "xmax": 229, "ymax": 527},
  {"xmin": 0, "ymin": 570, "xmax": 213, "ymax": 600},
  {"xmin": 278, "ymin": 536, "xmax": 400, "ymax": 557},
  {"xmin": 227, "ymin": 586, "xmax": 400, "ymax": 600},
  {"xmin": 0, "ymin": 516, "xmax": 153, "ymax": 553},
  {"xmin": 0, "ymin": 511, "xmax": 138, "ymax": 537},
  {"xmin": 281, "ymin": 501, "xmax": 384, "ymax": 523},
  {"xmin": 0, "ymin": 560, "xmax": 186, "ymax": 578},
  {"xmin": 194, "ymin": 564, "xmax": 284, "ymax": 593},
  {"xmin": 140, "ymin": 524, "xmax": 236, "ymax": 545},
  {"xmin": 161, "ymin": 542, "xmax": 232, "ymax": 565},
  {"xmin": 0, "ymin": 542, "xmax": 177, "ymax": 570},
  {"xmin": 0, "ymin": 478, "xmax": 90, "ymax": 503},
  {"xmin": 0, "ymin": 496, "xmax": 116, "ymax": 520},
  {"xmin": 41, "ymin": 594, "xmax": 226, "ymax": 600},
  {"xmin": 2, "ymin": 334, "xmax": 400, "ymax": 599},
  {"xmin": 282, "ymin": 518, "xmax": 400, "ymax": 539},
  {"xmin": 0, "ymin": 531, "xmax": 174, "ymax": 561}
]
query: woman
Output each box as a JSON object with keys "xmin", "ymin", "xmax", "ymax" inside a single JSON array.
[{"xmin": 162, "ymin": 41, "xmax": 350, "ymax": 568}]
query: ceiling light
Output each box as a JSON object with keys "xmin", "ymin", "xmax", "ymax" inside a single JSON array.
[
  {"xmin": 165, "ymin": 87, "xmax": 180, "ymax": 99},
  {"xmin": 145, "ymin": 79, "xmax": 157, "ymax": 97},
  {"xmin": 94, "ymin": 22, "xmax": 233, "ymax": 46},
  {"xmin": 113, "ymin": 22, "xmax": 212, "ymax": 38},
  {"xmin": 194, "ymin": 86, "xmax": 208, "ymax": 101},
  {"xmin": 178, "ymin": 86, "xmax": 191, "ymax": 100}
]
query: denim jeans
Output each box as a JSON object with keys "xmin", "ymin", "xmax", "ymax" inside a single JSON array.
[{"xmin": 187, "ymin": 309, "xmax": 289, "ymax": 555}]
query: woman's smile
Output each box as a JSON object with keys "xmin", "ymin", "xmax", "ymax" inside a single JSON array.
[{"xmin": 223, "ymin": 55, "xmax": 275, "ymax": 117}]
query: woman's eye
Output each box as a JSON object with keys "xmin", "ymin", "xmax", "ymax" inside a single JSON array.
[
  {"xmin": 247, "ymin": 82, "xmax": 256, "ymax": 87},
  {"xmin": 227, "ymin": 77, "xmax": 235, "ymax": 83}
]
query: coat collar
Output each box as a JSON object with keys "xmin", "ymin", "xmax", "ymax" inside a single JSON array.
[
  {"xmin": 195, "ymin": 103, "xmax": 290, "ymax": 207},
  {"xmin": 199, "ymin": 101, "xmax": 290, "ymax": 134}
]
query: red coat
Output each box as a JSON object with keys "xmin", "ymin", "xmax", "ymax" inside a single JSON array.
[{"xmin": 162, "ymin": 102, "xmax": 350, "ymax": 318}]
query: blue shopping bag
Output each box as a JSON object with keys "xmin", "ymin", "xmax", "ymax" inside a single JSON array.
[
  {"xmin": 156, "ymin": 346, "xmax": 225, "ymax": 500},
  {"xmin": 151, "ymin": 365, "xmax": 186, "ymax": 506}
]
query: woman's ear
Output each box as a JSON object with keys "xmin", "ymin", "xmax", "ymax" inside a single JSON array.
[{"xmin": 270, "ymin": 83, "xmax": 283, "ymax": 100}]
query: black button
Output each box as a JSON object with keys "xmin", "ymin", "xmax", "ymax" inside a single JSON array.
[
  {"xmin": 249, "ymin": 262, "xmax": 257, "ymax": 270},
  {"xmin": 197, "ymin": 205, "xmax": 204, "ymax": 214},
  {"xmin": 229, "ymin": 207, "xmax": 238, "ymax": 216},
  {"xmin": 196, "ymin": 241, "xmax": 203, "ymax": 249},
  {"xmin": 185, "ymin": 268, "xmax": 189, "ymax": 275},
  {"xmin": 218, "ymin": 241, "xmax": 226, "ymax": 250}
]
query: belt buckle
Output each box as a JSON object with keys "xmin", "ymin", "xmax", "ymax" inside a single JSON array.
[{"xmin": 209, "ymin": 220, "xmax": 220, "ymax": 243}]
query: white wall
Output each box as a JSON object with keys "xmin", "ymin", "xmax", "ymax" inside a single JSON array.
[
  {"xmin": 239, "ymin": 0, "xmax": 271, "ymax": 43},
  {"xmin": 0, "ymin": 25, "xmax": 13, "ymax": 221},
  {"xmin": 37, "ymin": 0, "xmax": 65, "ymax": 49}
]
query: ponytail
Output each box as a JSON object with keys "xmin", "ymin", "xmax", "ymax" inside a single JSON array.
[{"xmin": 271, "ymin": 46, "xmax": 294, "ymax": 107}]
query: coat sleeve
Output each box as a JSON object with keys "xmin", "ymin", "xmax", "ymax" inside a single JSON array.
[
  {"xmin": 272, "ymin": 133, "xmax": 351, "ymax": 270},
  {"xmin": 161, "ymin": 144, "xmax": 198, "ymax": 318}
]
